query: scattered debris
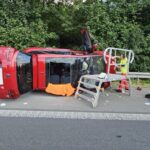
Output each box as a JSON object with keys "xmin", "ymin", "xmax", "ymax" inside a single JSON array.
[
  {"xmin": 137, "ymin": 86, "xmax": 142, "ymax": 91},
  {"xmin": 145, "ymin": 94, "xmax": 150, "ymax": 106},
  {"xmin": 145, "ymin": 101, "xmax": 150, "ymax": 106},
  {"xmin": 145, "ymin": 94, "xmax": 150, "ymax": 99},
  {"xmin": 0, "ymin": 103, "xmax": 6, "ymax": 107},
  {"xmin": 116, "ymin": 135, "xmax": 122, "ymax": 138},
  {"xmin": 23, "ymin": 102, "xmax": 28, "ymax": 105},
  {"xmin": 136, "ymin": 78, "xmax": 142, "ymax": 91},
  {"xmin": 105, "ymin": 93, "xmax": 109, "ymax": 97}
]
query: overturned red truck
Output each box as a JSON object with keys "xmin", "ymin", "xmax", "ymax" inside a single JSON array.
[{"xmin": 0, "ymin": 30, "xmax": 115, "ymax": 99}]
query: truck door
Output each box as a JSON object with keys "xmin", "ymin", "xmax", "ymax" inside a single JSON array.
[{"xmin": 37, "ymin": 57, "xmax": 46, "ymax": 89}]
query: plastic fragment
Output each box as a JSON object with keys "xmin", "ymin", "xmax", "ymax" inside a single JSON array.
[
  {"xmin": 23, "ymin": 102, "xmax": 28, "ymax": 105},
  {"xmin": 0, "ymin": 103, "xmax": 6, "ymax": 107}
]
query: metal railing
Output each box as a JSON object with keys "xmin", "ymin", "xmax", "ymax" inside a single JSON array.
[
  {"xmin": 117, "ymin": 72, "xmax": 150, "ymax": 79},
  {"xmin": 127, "ymin": 72, "xmax": 150, "ymax": 79},
  {"xmin": 103, "ymin": 47, "xmax": 134, "ymax": 75},
  {"xmin": 116, "ymin": 72, "xmax": 150, "ymax": 79}
]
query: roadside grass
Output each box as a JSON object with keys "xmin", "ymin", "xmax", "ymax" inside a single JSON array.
[
  {"xmin": 111, "ymin": 79, "xmax": 150, "ymax": 88},
  {"xmin": 131, "ymin": 79, "xmax": 150, "ymax": 88}
]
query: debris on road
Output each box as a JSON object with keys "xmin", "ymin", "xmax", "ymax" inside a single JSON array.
[
  {"xmin": 23, "ymin": 102, "xmax": 28, "ymax": 105},
  {"xmin": 145, "ymin": 94, "xmax": 150, "ymax": 99},
  {"xmin": 137, "ymin": 86, "xmax": 142, "ymax": 91},
  {"xmin": 105, "ymin": 93, "xmax": 109, "ymax": 97},
  {"xmin": 0, "ymin": 103, "xmax": 6, "ymax": 107},
  {"xmin": 145, "ymin": 101, "xmax": 150, "ymax": 106}
]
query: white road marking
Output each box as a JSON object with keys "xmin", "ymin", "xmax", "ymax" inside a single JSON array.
[{"xmin": 0, "ymin": 110, "xmax": 150, "ymax": 121}]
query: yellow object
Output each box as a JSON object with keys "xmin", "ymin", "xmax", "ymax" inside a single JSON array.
[
  {"xmin": 120, "ymin": 57, "xmax": 128, "ymax": 74},
  {"xmin": 45, "ymin": 83, "xmax": 75, "ymax": 96}
]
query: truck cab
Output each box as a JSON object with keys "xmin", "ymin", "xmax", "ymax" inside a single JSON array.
[{"xmin": 0, "ymin": 47, "xmax": 32, "ymax": 99}]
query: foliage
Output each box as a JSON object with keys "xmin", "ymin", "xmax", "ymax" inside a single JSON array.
[{"xmin": 0, "ymin": 0, "xmax": 149, "ymax": 71}]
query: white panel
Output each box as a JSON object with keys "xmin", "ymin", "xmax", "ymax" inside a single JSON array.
[{"xmin": 0, "ymin": 67, "xmax": 3, "ymax": 85}]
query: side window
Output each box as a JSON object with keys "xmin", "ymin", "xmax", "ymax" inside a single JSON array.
[
  {"xmin": 80, "ymin": 57, "xmax": 91, "ymax": 73},
  {"xmin": 16, "ymin": 52, "xmax": 32, "ymax": 94},
  {"xmin": 93, "ymin": 56, "xmax": 105, "ymax": 74}
]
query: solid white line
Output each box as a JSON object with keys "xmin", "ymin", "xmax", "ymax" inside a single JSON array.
[{"xmin": 0, "ymin": 110, "xmax": 150, "ymax": 121}]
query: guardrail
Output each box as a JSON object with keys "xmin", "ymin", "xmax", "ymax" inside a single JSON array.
[
  {"xmin": 116, "ymin": 72, "xmax": 150, "ymax": 78},
  {"xmin": 128, "ymin": 72, "xmax": 150, "ymax": 78}
]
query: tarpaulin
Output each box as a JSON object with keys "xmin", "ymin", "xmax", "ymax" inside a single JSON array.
[{"xmin": 45, "ymin": 83, "xmax": 75, "ymax": 96}]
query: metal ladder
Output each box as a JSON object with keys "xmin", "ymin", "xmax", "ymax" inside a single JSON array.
[
  {"xmin": 75, "ymin": 47, "xmax": 134, "ymax": 108},
  {"xmin": 75, "ymin": 75, "xmax": 104, "ymax": 108}
]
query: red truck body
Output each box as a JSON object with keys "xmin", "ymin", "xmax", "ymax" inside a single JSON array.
[
  {"xmin": 0, "ymin": 46, "xmax": 115, "ymax": 99},
  {"xmin": 0, "ymin": 47, "xmax": 20, "ymax": 98},
  {"xmin": 0, "ymin": 28, "xmax": 117, "ymax": 99}
]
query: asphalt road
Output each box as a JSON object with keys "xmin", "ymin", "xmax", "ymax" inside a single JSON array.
[
  {"xmin": 0, "ymin": 88, "xmax": 150, "ymax": 113},
  {"xmin": 0, "ymin": 117, "xmax": 150, "ymax": 150}
]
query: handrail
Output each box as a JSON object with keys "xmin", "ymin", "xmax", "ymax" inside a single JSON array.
[
  {"xmin": 103, "ymin": 47, "xmax": 135, "ymax": 75},
  {"xmin": 103, "ymin": 47, "xmax": 134, "ymax": 64},
  {"xmin": 130, "ymin": 51, "xmax": 134, "ymax": 63}
]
